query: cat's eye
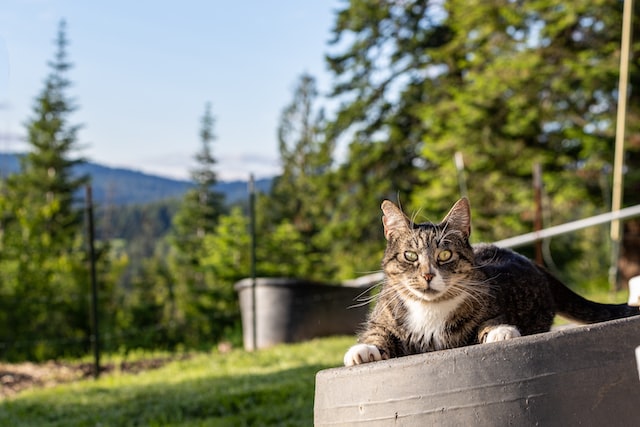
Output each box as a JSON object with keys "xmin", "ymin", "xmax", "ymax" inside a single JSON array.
[
  {"xmin": 404, "ymin": 251, "xmax": 418, "ymax": 262},
  {"xmin": 437, "ymin": 250, "xmax": 452, "ymax": 263}
]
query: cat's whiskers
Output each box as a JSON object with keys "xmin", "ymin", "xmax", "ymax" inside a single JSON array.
[
  {"xmin": 359, "ymin": 280, "xmax": 394, "ymax": 303},
  {"xmin": 409, "ymin": 207, "xmax": 428, "ymax": 227},
  {"xmin": 471, "ymin": 249, "xmax": 501, "ymax": 268},
  {"xmin": 345, "ymin": 269, "xmax": 387, "ymax": 308},
  {"xmin": 348, "ymin": 276, "xmax": 388, "ymax": 308},
  {"xmin": 348, "ymin": 295, "xmax": 378, "ymax": 309},
  {"xmin": 372, "ymin": 282, "xmax": 412, "ymax": 314},
  {"xmin": 459, "ymin": 273, "xmax": 500, "ymax": 287},
  {"xmin": 437, "ymin": 226, "xmax": 465, "ymax": 247},
  {"xmin": 436, "ymin": 221, "xmax": 449, "ymax": 243},
  {"xmin": 453, "ymin": 286, "xmax": 486, "ymax": 307},
  {"xmin": 448, "ymin": 276, "xmax": 499, "ymax": 307},
  {"xmin": 443, "ymin": 285, "xmax": 485, "ymax": 309},
  {"xmin": 408, "ymin": 222, "xmax": 423, "ymax": 244}
]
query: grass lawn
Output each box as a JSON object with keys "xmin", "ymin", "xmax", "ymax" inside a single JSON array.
[{"xmin": 0, "ymin": 336, "xmax": 355, "ymax": 427}]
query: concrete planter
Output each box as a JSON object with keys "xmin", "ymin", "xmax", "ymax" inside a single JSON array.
[
  {"xmin": 234, "ymin": 277, "xmax": 374, "ymax": 351},
  {"xmin": 315, "ymin": 316, "xmax": 640, "ymax": 426}
]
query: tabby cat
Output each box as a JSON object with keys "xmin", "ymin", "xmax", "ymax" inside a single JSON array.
[{"xmin": 344, "ymin": 198, "xmax": 639, "ymax": 366}]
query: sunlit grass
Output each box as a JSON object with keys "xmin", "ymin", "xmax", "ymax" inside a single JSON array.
[
  {"xmin": 0, "ymin": 336, "xmax": 354, "ymax": 427},
  {"xmin": 581, "ymin": 288, "xmax": 630, "ymax": 305}
]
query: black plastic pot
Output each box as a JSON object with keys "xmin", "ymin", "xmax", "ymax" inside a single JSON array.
[{"xmin": 234, "ymin": 276, "xmax": 377, "ymax": 351}]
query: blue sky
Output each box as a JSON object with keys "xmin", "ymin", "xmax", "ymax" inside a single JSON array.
[{"xmin": 0, "ymin": 1, "xmax": 341, "ymax": 180}]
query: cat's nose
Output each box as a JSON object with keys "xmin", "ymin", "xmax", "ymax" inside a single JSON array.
[{"xmin": 423, "ymin": 273, "xmax": 434, "ymax": 283}]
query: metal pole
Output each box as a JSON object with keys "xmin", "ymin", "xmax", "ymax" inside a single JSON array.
[
  {"xmin": 533, "ymin": 163, "xmax": 544, "ymax": 266},
  {"xmin": 85, "ymin": 185, "xmax": 100, "ymax": 379},
  {"xmin": 454, "ymin": 152, "xmax": 468, "ymax": 200},
  {"xmin": 249, "ymin": 174, "xmax": 257, "ymax": 351},
  {"xmin": 610, "ymin": 0, "xmax": 634, "ymax": 290}
]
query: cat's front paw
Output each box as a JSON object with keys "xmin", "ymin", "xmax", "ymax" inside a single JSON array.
[
  {"xmin": 484, "ymin": 325, "xmax": 521, "ymax": 343},
  {"xmin": 343, "ymin": 344, "xmax": 385, "ymax": 366}
]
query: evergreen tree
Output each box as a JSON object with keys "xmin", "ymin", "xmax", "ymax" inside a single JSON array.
[
  {"xmin": 272, "ymin": 74, "xmax": 332, "ymax": 226},
  {"xmin": 410, "ymin": 0, "xmax": 636, "ymax": 283},
  {"xmin": 115, "ymin": 254, "xmax": 177, "ymax": 350},
  {"xmin": 324, "ymin": 0, "xmax": 640, "ymax": 286},
  {"xmin": 0, "ymin": 20, "xmax": 88, "ymax": 360},
  {"xmin": 323, "ymin": 0, "xmax": 445, "ymax": 278},
  {"xmin": 202, "ymin": 207, "xmax": 250, "ymax": 285},
  {"xmin": 261, "ymin": 74, "xmax": 335, "ymax": 279},
  {"xmin": 171, "ymin": 102, "xmax": 225, "ymax": 264},
  {"xmin": 10, "ymin": 19, "xmax": 87, "ymax": 237},
  {"xmin": 168, "ymin": 102, "xmax": 227, "ymax": 345}
]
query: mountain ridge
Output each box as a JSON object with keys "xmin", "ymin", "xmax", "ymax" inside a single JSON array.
[{"xmin": 0, "ymin": 152, "xmax": 273, "ymax": 205}]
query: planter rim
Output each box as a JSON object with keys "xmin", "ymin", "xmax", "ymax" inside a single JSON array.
[
  {"xmin": 315, "ymin": 315, "xmax": 640, "ymax": 425},
  {"xmin": 234, "ymin": 273, "xmax": 384, "ymax": 291},
  {"xmin": 234, "ymin": 277, "xmax": 338, "ymax": 291}
]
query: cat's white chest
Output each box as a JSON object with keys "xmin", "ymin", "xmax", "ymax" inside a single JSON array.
[{"xmin": 404, "ymin": 295, "xmax": 464, "ymax": 350}]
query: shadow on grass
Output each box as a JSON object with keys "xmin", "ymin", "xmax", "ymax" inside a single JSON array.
[{"xmin": 1, "ymin": 363, "xmax": 328, "ymax": 427}]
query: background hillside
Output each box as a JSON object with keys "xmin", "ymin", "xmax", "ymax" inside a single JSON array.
[{"xmin": 0, "ymin": 152, "xmax": 272, "ymax": 205}]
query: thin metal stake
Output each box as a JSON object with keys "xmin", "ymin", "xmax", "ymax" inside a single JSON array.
[
  {"xmin": 533, "ymin": 163, "xmax": 544, "ymax": 266},
  {"xmin": 249, "ymin": 174, "xmax": 257, "ymax": 351},
  {"xmin": 610, "ymin": 0, "xmax": 634, "ymax": 290},
  {"xmin": 85, "ymin": 185, "xmax": 100, "ymax": 379}
]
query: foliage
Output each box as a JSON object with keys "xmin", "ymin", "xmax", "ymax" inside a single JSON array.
[
  {"xmin": 112, "ymin": 254, "xmax": 178, "ymax": 349},
  {"xmin": 271, "ymin": 74, "xmax": 334, "ymax": 230},
  {"xmin": 202, "ymin": 207, "xmax": 250, "ymax": 283},
  {"xmin": 166, "ymin": 102, "xmax": 232, "ymax": 347},
  {"xmin": 321, "ymin": 0, "xmax": 450, "ymax": 278},
  {"xmin": 258, "ymin": 74, "xmax": 337, "ymax": 280},
  {"xmin": 171, "ymin": 102, "xmax": 225, "ymax": 264},
  {"xmin": 0, "ymin": 337, "xmax": 353, "ymax": 426},
  {"xmin": 0, "ymin": 20, "xmax": 91, "ymax": 361},
  {"xmin": 97, "ymin": 199, "xmax": 179, "ymax": 241},
  {"xmin": 319, "ymin": 0, "xmax": 640, "ymax": 286}
]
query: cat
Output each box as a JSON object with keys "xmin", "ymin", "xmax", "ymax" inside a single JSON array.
[{"xmin": 344, "ymin": 198, "xmax": 639, "ymax": 366}]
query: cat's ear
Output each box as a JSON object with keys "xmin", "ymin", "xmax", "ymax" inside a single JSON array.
[
  {"xmin": 381, "ymin": 200, "xmax": 410, "ymax": 240},
  {"xmin": 442, "ymin": 198, "xmax": 471, "ymax": 238}
]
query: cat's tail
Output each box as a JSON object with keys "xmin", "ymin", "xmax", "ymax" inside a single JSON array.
[{"xmin": 545, "ymin": 269, "xmax": 640, "ymax": 323}]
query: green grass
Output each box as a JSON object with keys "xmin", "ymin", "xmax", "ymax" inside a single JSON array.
[
  {"xmin": 579, "ymin": 288, "xmax": 630, "ymax": 305},
  {"xmin": 0, "ymin": 336, "xmax": 354, "ymax": 427}
]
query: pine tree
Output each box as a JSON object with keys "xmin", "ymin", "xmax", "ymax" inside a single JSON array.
[
  {"xmin": 407, "ymin": 0, "xmax": 635, "ymax": 283},
  {"xmin": 168, "ymin": 102, "xmax": 226, "ymax": 346},
  {"xmin": 324, "ymin": 0, "xmax": 640, "ymax": 286},
  {"xmin": 171, "ymin": 102, "xmax": 225, "ymax": 263},
  {"xmin": 259, "ymin": 74, "xmax": 335, "ymax": 279},
  {"xmin": 11, "ymin": 19, "xmax": 87, "ymax": 237},
  {"xmin": 0, "ymin": 19, "xmax": 88, "ymax": 360}
]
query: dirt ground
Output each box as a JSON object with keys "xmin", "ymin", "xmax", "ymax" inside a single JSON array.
[{"xmin": 0, "ymin": 356, "xmax": 185, "ymax": 398}]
